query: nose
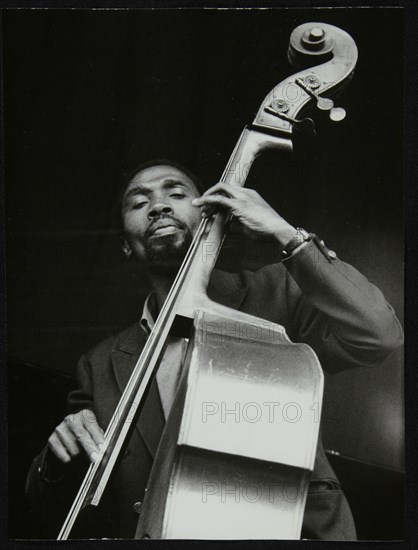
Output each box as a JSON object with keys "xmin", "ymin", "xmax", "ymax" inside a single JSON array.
[{"xmin": 147, "ymin": 201, "xmax": 173, "ymax": 220}]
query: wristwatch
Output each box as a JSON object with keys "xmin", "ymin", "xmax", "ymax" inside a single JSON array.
[{"xmin": 281, "ymin": 227, "xmax": 312, "ymax": 260}]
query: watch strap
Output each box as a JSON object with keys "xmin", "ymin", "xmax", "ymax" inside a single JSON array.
[{"xmin": 281, "ymin": 228, "xmax": 312, "ymax": 259}]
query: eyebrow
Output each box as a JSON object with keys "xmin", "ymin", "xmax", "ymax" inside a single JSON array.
[{"xmin": 124, "ymin": 179, "xmax": 191, "ymax": 201}]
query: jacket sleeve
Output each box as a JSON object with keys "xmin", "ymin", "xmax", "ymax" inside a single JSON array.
[
  {"xmin": 25, "ymin": 355, "xmax": 95, "ymax": 538},
  {"xmin": 282, "ymin": 239, "xmax": 403, "ymax": 373}
]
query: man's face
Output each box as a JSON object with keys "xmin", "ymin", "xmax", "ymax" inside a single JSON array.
[{"xmin": 121, "ymin": 165, "xmax": 202, "ymax": 274}]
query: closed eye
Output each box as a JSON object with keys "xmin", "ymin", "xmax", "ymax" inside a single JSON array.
[
  {"xmin": 132, "ymin": 201, "xmax": 148, "ymax": 209},
  {"xmin": 170, "ymin": 193, "xmax": 186, "ymax": 199}
]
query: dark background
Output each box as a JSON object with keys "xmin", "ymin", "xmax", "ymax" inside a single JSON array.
[{"xmin": 3, "ymin": 7, "xmax": 404, "ymax": 538}]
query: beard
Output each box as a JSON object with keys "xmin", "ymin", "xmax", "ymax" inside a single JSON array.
[{"xmin": 143, "ymin": 216, "xmax": 194, "ymax": 276}]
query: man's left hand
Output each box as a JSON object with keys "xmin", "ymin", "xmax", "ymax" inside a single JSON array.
[{"xmin": 192, "ymin": 182, "xmax": 297, "ymax": 247}]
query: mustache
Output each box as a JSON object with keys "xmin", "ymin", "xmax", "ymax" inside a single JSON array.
[{"xmin": 145, "ymin": 214, "xmax": 186, "ymax": 239}]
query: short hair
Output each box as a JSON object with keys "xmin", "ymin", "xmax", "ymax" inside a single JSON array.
[{"xmin": 118, "ymin": 159, "xmax": 205, "ymax": 208}]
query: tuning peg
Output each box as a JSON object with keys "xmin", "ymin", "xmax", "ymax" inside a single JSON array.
[
  {"xmin": 329, "ymin": 107, "xmax": 346, "ymax": 122},
  {"xmin": 316, "ymin": 97, "xmax": 334, "ymax": 111},
  {"xmin": 295, "ymin": 75, "xmax": 347, "ymax": 122},
  {"xmin": 264, "ymin": 103, "xmax": 316, "ymax": 137}
]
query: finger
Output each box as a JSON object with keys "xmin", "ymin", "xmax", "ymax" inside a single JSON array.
[
  {"xmin": 66, "ymin": 415, "xmax": 101, "ymax": 462},
  {"xmin": 201, "ymin": 205, "xmax": 216, "ymax": 218},
  {"xmin": 193, "ymin": 182, "xmax": 244, "ymax": 204},
  {"xmin": 193, "ymin": 194, "xmax": 235, "ymax": 211},
  {"xmin": 55, "ymin": 422, "xmax": 82, "ymax": 458},
  {"xmin": 81, "ymin": 410, "xmax": 105, "ymax": 448},
  {"xmin": 48, "ymin": 432, "xmax": 72, "ymax": 464}
]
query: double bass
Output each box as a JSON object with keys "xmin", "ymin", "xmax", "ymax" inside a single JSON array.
[{"xmin": 58, "ymin": 22, "xmax": 358, "ymax": 539}]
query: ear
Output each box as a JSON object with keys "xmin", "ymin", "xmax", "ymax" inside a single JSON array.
[{"xmin": 120, "ymin": 236, "xmax": 132, "ymax": 259}]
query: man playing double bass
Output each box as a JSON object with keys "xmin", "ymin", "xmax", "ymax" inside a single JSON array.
[{"xmin": 26, "ymin": 160, "xmax": 403, "ymax": 540}]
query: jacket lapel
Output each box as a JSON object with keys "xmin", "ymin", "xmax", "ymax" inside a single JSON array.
[{"xmin": 111, "ymin": 325, "xmax": 165, "ymax": 458}]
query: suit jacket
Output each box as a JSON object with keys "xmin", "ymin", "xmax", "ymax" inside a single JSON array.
[{"xmin": 26, "ymin": 240, "xmax": 403, "ymax": 539}]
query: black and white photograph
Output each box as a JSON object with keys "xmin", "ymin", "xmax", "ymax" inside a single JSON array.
[{"xmin": 3, "ymin": 6, "xmax": 405, "ymax": 541}]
